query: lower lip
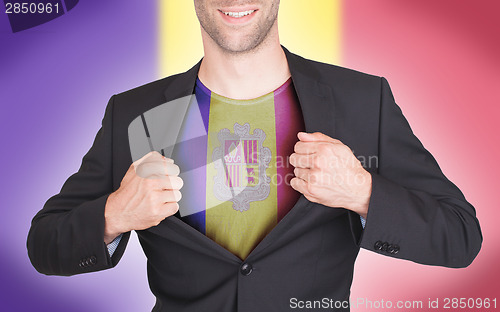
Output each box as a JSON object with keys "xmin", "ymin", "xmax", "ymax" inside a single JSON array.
[{"xmin": 218, "ymin": 10, "xmax": 258, "ymax": 24}]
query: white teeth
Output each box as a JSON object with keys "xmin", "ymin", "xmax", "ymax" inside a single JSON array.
[{"xmin": 222, "ymin": 10, "xmax": 255, "ymax": 18}]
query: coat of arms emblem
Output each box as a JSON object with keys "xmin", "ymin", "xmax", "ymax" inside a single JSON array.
[{"xmin": 212, "ymin": 122, "xmax": 271, "ymax": 212}]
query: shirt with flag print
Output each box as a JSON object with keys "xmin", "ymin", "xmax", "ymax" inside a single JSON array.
[{"xmin": 172, "ymin": 77, "xmax": 305, "ymax": 260}]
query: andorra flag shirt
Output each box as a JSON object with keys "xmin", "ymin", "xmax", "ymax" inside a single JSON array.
[{"xmin": 171, "ymin": 77, "xmax": 305, "ymax": 260}]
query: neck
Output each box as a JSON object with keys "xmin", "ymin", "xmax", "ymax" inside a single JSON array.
[{"xmin": 198, "ymin": 26, "xmax": 291, "ymax": 100}]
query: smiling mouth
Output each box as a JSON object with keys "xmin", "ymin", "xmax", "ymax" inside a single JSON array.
[{"xmin": 220, "ymin": 9, "xmax": 257, "ymax": 18}]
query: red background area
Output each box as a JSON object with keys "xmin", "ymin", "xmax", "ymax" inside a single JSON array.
[{"xmin": 343, "ymin": 1, "xmax": 499, "ymax": 310}]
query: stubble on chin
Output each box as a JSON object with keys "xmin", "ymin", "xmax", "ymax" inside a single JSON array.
[{"xmin": 195, "ymin": 1, "xmax": 280, "ymax": 55}]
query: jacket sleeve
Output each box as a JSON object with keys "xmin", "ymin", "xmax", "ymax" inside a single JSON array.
[
  {"xmin": 355, "ymin": 77, "xmax": 482, "ymax": 268},
  {"xmin": 27, "ymin": 95, "xmax": 131, "ymax": 276}
]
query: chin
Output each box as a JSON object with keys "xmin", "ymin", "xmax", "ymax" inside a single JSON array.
[{"xmin": 219, "ymin": 37, "xmax": 262, "ymax": 54}]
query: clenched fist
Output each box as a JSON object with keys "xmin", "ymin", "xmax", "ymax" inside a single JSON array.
[
  {"xmin": 104, "ymin": 151, "xmax": 183, "ymax": 244},
  {"xmin": 289, "ymin": 132, "xmax": 372, "ymax": 218}
]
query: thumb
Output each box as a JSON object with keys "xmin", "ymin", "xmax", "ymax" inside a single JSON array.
[
  {"xmin": 134, "ymin": 151, "xmax": 160, "ymax": 166},
  {"xmin": 134, "ymin": 151, "xmax": 172, "ymax": 167},
  {"xmin": 297, "ymin": 132, "xmax": 341, "ymax": 144}
]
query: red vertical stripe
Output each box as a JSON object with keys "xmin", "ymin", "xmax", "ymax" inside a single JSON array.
[
  {"xmin": 230, "ymin": 165, "xmax": 233, "ymax": 188},
  {"xmin": 244, "ymin": 140, "xmax": 248, "ymax": 163},
  {"xmin": 249, "ymin": 141, "xmax": 252, "ymax": 163},
  {"xmin": 253, "ymin": 140, "xmax": 257, "ymax": 163},
  {"xmin": 274, "ymin": 79, "xmax": 305, "ymax": 222}
]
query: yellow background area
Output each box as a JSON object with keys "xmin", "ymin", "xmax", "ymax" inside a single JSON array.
[{"xmin": 158, "ymin": 0, "xmax": 341, "ymax": 77}]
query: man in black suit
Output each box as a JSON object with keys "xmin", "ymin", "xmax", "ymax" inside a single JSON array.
[{"xmin": 27, "ymin": 1, "xmax": 482, "ymax": 311}]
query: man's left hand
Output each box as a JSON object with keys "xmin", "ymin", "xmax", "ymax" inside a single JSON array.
[{"xmin": 289, "ymin": 132, "xmax": 372, "ymax": 219}]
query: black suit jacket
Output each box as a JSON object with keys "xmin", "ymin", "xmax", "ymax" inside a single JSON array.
[{"xmin": 27, "ymin": 47, "xmax": 482, "ymax": 311}]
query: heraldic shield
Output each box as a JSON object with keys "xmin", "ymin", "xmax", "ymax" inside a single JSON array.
[{"xmin": 212, "ymin": 122, "xmax": 272, "ymax": 212}]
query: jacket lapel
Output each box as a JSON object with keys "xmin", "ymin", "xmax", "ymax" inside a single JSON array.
[
  {"xmin": 163, "ymin": 60, "xmax": 201, "ymax": 102},
  {"xmin": 283, "ymin": 46, "xmax": 336, "ymax": 137}
]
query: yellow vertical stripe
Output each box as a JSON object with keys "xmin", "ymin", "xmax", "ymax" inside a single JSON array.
[
  {"xmin": 205, "ymin": 93, "xmax": 278, "ymax": 260},
  {"xmin": 158, "ymin": 1, "xmax": 341, "ymax": 78}
]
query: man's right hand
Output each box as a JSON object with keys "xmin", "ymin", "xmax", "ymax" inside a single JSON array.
[{"xmin": 103, "ymin": 151, "xmax": 183, "ymax": 244}]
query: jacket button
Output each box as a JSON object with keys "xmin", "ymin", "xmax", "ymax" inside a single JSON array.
[
  {"xmin": 381, "ymin": 242, "xmax": 389, "ymax": 252},
  {"xmin": 387, "ymin": 244, "xmax": 400, "ymax": 254},
  {"xmin": 374, "ymin": 241, "xmax": 383, "ymax": 250},
  {"xmin": 240, "ymin": 263, "xmax": 253, "ymax": 276},
  {"xmin": 79, "ymin": 259, "xmax": 87, "ymax": 268},
  {"xmin": 393, "ymin": 245, "xmax": 400, "ymax": 254},
  {"xmin": 89, "ymin": 256, "xmax": 97, "ymax": 265},
  {"xmin": 386, "ymin": 244, "xmax": 392, "ymax": 253}
]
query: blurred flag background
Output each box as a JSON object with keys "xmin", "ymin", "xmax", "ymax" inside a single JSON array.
[{"xmin": 0, "ymin": 0, "xmax": 498, "ymax": 310}]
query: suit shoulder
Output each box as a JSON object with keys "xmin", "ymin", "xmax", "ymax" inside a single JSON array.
[
  {"xmin": 113, "ymin": 73, "xmax": 182, "ymax": 102},
  {"xmin": 104, "ymin": 70, "xmax": 194, "ymax": 127},
  {"xmin": 109, "ymin": 69, "xmax": 195, "ymax": 121},
  {"xmin": 293, "ymin": 53, "xmax": 382, "ymax": 87}
]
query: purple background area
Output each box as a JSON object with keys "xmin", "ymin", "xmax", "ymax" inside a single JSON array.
[{"xmin": 0, "ymin": 2, "xmax": 158, "ymax": 311}]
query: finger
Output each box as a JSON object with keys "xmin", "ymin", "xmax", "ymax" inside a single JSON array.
[
  {"xmin": 294, "ymin": 141, "xmax": 314, "ymax": 154},
  {"xmin": 142, "ymin": 153, "xmax": 175, "ymax": 165},
  {"xmin": 293, "ymin": 167, "xmax": 310, "ymax": 181},
  {"xmin": 126, "ymin": 152, "xmax": 159, "ymax": 183},
  {"xmin": 143, "ymin": 162, "xmax": 179, "ymax": 177},
  {"xmin": 289, "ymin": 153, "xmax": 315, "ymax": 168},
  {"xmin": 294, "ymin": 141, "xmax": 322, "ymax": 154},
  {"xmin": 161, "ymin": 202, "xmax": 180, "ymax": 217},
  {"xmin": 136, "ymin": 162, "xmax": 180, "ymax": 178},
  {"xmin": 294, "ymin": 168, "xmax": 323, "ymax": 186},
  {"xmin": 134, "ymin": 151, "xmax": 161, "ymax": 166},
  {"xmin": 297, "ymin": 132, "xmax": 342, "ymax": 144},
  {"xmin": 160, "ymin": 176, "xmax": 184, "ymax": 190},
  {"xmin": 290, "ymin": 177, "xmax": 313, "ymax": 197},
  {"xmin": 290, "ymin": 176, "xmax": 305, "ymax": 192},
  {"xmin": 165, "ymin": 163, "xmax": 180, "ymax": 176},
  {"xmin": 134, "ymin": 151, "xmax": 174, "ymax": 168},
  {"xmin": 290, "ymin": 177, "xmax": 320, "ymax": 203},
  {"xmin": 122, "ymin": 161, "xmax": 139, "ymax": 184},
  {"xmin": 158, "ymin": 189, "xmax": 182, "ymax": 203}
]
